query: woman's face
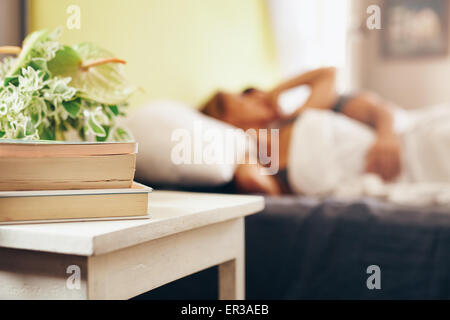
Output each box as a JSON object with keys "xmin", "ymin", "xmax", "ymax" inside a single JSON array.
[{"xmin": 221, "ymin": 90, "xmax": 278, "ymax": 129}]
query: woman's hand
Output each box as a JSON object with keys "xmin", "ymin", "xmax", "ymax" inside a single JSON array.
[
  {"xmin": 264, "ymin": 89, "xmax": 283, "ymax": 119},
  {"xmin": 365, "ymin": 133, "xmax": 402, "ymax": 182},
  {"xmin": 234, "ymin": 163, "xmax": 281, "ymax": 196}
]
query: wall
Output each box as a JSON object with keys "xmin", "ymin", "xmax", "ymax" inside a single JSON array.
[
  {"xmin": 357, "ymin": 0, "xmax": 450, "ymax": 109},
  {"xmin": 28, "ymin": 0, "xmax": 279, "ymax": 108}
]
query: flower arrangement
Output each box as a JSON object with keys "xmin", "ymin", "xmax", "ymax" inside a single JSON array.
[{"xmin": 0, "ymin": 28, "xmax": 135, "ymax": 141}]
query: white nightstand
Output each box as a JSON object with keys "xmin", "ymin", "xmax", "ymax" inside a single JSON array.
[{"xmin": 0, "ymin": 191, "xmax": 264, "ymax": 300}]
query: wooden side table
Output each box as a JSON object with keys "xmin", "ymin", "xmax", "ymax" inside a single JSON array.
[{"xmin": 0, "ymin": 191, "xmax": 263, "ymax": 300}]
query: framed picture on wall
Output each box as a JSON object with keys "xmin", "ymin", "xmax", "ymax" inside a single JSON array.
[
  {"xmin": 0, "ymin": 0, "xmax": 27, "ymax": 50},
  {"xmin": 382, "ymin": 0, "xmax": 449, "ymax": 58}
]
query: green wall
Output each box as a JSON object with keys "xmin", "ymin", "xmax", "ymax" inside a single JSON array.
[{"xmin": 29, "ymin": 0, "xmax": 279, "ymax": 108}]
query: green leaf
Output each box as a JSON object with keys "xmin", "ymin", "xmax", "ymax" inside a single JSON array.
[
  {"xmin": 109, "ymin": 105, "xmax": 119, "ymax": 116},
  {"xmin": 31, "ymin": 112, "xmax": 40, "ymax": 125},
  {"xmin": 47, "ymin": 45, "xmax": 82, "ymax": 77},
  {"xmin": 7, "ymin": 30, "xmax": 50, "ymax": 77},
  {"xmin": 3, "ymin": 76, "xmax": 18, "ymax": 86},
  {"xmin": 88, "ymin": 115, "xmax": 106, "ymax": 137},
  {"xmin": 79, "ymin": 127, "xmax": 86, "ymax": 141},
  {"xmin": 28, "ymin": 58, "xmax": 47, "ymax": 72},
  {"xmin": 15, "ymin": 126, "xmax": 24, "ymax": 139},
  {"xmin": 45, "ymin": 101, "xmax": 55, "ymax": 112},
  {"xmin": 25, "ymin": 120, "xmax": 35, "ymax": 136},
  {"xmin": 28, "ymin": 59, "xmax": 50, "ymax": 80},
  {"xmin": 59, "ymin": 121, "xmax": 68, "ymax": 132},
  {"xmin": 96, "ymin": 125, "xmax": 110, "ymax": 142},
  {"xmin": 113, "ymin": 127, "xmax": 131, "ymax": 141},
  {"xmin": 38, "ymin": 125, "xmax": 56, "ymax": 140},
  {"xmin": 62, "ymin": 99, "xmax": 81, "ymax": 118},
  {"xmin": 67, "ymin": 117, "xmax": 80, "ymax": 130}
]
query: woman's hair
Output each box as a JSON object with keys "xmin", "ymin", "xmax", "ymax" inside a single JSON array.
[
  {"xmin": 200, "ymin": 87, "xmax": 257, "ymax": 119},
  {"xmin": 242, "ymin": 87, "xmax": 257, "ymax": 95},
  {"xmin": 200, "ymin": 92, "xmax": 225, "ymax": 119}
]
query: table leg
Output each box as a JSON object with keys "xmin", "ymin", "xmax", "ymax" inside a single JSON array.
[
  {"xmin": 218, "ymin": 258, "xmax": 245, "ymax": 300},
  {"xmin": 218, "ymin": 217, "xmax": 245, "ymax": 300}
]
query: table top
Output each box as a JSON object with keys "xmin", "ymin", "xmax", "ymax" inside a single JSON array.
[{"xmin": 0, "ymin": 191, "xmax": 264, "ymax": 256}]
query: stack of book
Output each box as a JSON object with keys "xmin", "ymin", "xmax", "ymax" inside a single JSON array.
[{"xmin": 0, "ymin": 140, "xmax": 152, "ymax": 224}]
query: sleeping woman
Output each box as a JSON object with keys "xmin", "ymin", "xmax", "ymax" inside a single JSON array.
[{"xmin": 201, "ymin": 67, "xmax": 450, "ymax": 202}]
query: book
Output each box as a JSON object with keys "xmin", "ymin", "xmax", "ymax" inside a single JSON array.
[
  {"xmin": 0, "ymin": 139, "xmax": 138, "ymax": 157},
  {"xmin": 0, "ymin": 140, "xmax": 137, "ymax": 191},
  {"xmin": 0, "ymin": 182, "xmax": 152, "ymax": 224}
]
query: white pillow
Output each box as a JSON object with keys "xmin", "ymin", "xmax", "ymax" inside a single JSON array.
[{"xmin": 125, "ymin": 101, "xmax": 250, "ymax": 186}]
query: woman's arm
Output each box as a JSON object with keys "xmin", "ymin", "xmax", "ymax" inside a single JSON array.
[
  {"xmin": 269, "ymin": 67, "xmax": 338, "ymax": 119},
  {"xmin": 271, "ymin": 67, "xmax": 337, "ymax": 92},
  {"xmin": 233, "ymin": 149, "xmax": 282, "ymax": 195},
  {"xmin": 340, "ymin": 92, "xmax": 402, "ymax": 181},
  {"xmin": 234, "ymin": 162, "xmax": 281, "ymax": 195},
  {"xmin": 340, "ymin": 92, "xmax": 395, "ymax": 138}
]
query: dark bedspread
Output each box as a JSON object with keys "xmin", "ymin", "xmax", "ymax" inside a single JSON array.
[
  {"xmin": 246, "ymin": 196, "xmax": 450, "ymax": 299},
  {"xmin": 136, "ymin": 191, "xmax": 450, "ymax": 300}
]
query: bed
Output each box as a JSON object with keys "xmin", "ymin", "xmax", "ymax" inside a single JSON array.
[{"xmin": 134, "ymin": 183, "xmax": 450, "ymax": 300}]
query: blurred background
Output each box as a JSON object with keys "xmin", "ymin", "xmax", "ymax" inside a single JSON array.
[
  {"xmin": 2, "ymin": 0, "xmax": 450, "ymax": 300},
  {"xmin": 1, "ymin": 0, "xmax": 450, "ymax": 110}
]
